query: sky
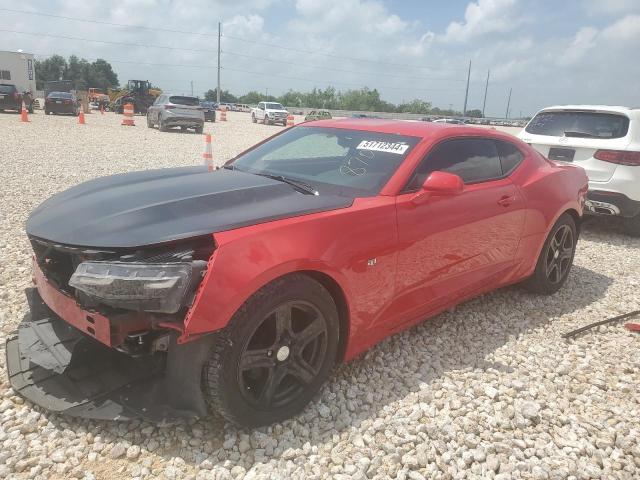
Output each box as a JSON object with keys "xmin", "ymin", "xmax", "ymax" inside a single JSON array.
[{"xmin": 1, "ymin": 0, "xmax": 639, "ymax": 117}]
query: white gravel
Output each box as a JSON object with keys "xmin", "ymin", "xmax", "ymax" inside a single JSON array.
[{"xmin": 1, "ymin": 110, "xmax": 639, "ymax": 480}]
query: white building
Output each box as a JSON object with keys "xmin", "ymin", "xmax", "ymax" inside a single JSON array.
[{"xmin": 0, "ymin": 50, "xmax": 36, "ymax": 94}]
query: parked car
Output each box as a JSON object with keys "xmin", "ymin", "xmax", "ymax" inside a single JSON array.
[
  {"xmin": 0, "ymin": 83, "xmax": 34, "ymax": 113},
  {"xmin": 200, "ymin": 101, "xmax": 217, "ymax": 122},
  {"xmin": 433, "ymin": 118, "xmax": 465, "ymax": 125},
  {"xmin": 44, "ymin": 92, "xmax": 79, "ymax": 115},
  {"xmin": 519, "ymin": 105, "xmax": 640, "ymax": 236},
  {"xmin": 8, "ymin": 119, "xmax": 587, "ymax": 428},
  {"xmin": 146, "ymin": 94, "xmax": 204, "ymax": 133},
  {"xmin": 251, "ymin": 102, "xmax": 288, "ymax": 125},
  {"xmin": 305, "ymin": 109, "xmax": 332, "ymax": 121}
]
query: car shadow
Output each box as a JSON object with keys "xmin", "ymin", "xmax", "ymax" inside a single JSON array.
[
  {"xmin": 580, "ymin": 216, "xmax": 639, "ymax": 248},
  {"xmin": 39, "ymin": 264, "xmax": 613, "ymax": 474}
]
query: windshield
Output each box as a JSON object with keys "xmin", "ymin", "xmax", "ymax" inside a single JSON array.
[
  {"xmin": 169, "ymin": 96, "xmax": 199, "ymax": 106},
  {"xmin": 525, "ymin": 111, "xmax": 630, "ymax": 139},
  {"xmin": 230, "ymin": 126, "xmax": 420, "ymax": 197},
  {"xmin": 48, "ymin": 92, "xmax": 73, "ymax": 99},
  {"xmin": 265, "ymin": 103, "xmax": 285, "ymax": 110}
]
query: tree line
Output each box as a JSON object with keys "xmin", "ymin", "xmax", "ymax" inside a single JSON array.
[
  {"xmin": 205, "ymin": 86, "xmax": 482, "ymax": 117},
  {"xmin": 34, "ymin": 55, "xmax": 119, "ymax": 91},
  {"xmin": 33, "ymin": 54, "xmax": 480, "ymax": 116}
]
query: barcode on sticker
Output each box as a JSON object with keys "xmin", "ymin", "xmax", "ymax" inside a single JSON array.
[{"xmin": 356, "ymin": 140, "xmax": 409, "ymax": 155}]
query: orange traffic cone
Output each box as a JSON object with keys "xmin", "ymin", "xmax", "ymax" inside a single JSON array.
[
  {"xmin": 220, "ymin": 106, "xmax": 227, "ymax": 122},
  {"xmin": 20, "ymin": 101, "xmax": 29, "ymax": 123},
  {"xmin": 203, "ymin": 134, "xmax": 213, "ymax": 171},
  {"xmin": 121, "ymin": 103, "xmax": 135, "ymax": 126},
  {"xmin": 286, "ymin": 114, "xmax": 294, "ymax": 127},
  {"xmin": 78, "ymin": 105, "xmax": 86, "ymax": 125}
]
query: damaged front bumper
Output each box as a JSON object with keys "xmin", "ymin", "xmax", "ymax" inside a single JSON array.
[{"xmin": 5, "ymin": 288, "xmax": 214, "ymax": 424}]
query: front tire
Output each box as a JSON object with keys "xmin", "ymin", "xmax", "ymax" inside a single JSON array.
[
  {"xmin": 202, "ymin": 274, "xmax": 339, "ymax": 427},
  {"xmin": 146, "ymin": 114, "xmax": 154, "ymax": 128},
  {"xmin": 524, "ymin": 213, "xmax": 577, "ymax": 295},
  {"xmin": 195, "ymin": 126, "xmax": 203, "ymax": 134}
]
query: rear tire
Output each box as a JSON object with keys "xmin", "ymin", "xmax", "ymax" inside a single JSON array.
[
  {"xmin": 146, "ymin": 115, "xmax": 153, "ymax": 128},
  {"xmin": 195, "ymin": 126, "xmax": 203, "ymax": 134},
  {"xmin": 524, "ymin": 213, "xmax": 577, "ymax": 295},
  {"xmin": 623, "ymin": 214, "xmax": 640, "ymax": 237},
  {"xmin": 202, "ymin": 274, "xmax": 339, "ymax": 427},
  {"xmin": 252, "ymin": 114, "xmax": 257, "ymax": 123}
]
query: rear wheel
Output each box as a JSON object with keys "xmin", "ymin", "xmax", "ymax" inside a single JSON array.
[
  {"xmin": 623, "ymin": 214, "xmax": 640, "ymax": 237},
  {"xmin": 252, "ymin": 114, "xmax": 257, "ymax": 123},
  {"xmin": 524, "ymin": 213, "xmax": 577, "ymax": 294},
  {"xmin": 202, "ymin": 274, "xmax": 339, "ymax": 427},
  {"xmin": 195, "ymin": 126, "xmax": 203, "ymax": 134},
  {"xmin": 146, "ymin": 114, "xmax": 153, "ymax": 128}
]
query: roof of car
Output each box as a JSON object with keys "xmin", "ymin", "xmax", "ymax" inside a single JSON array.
[
  {"xmin": 299, "ymin": 118, "xmax": 513, "ymax": 140},
  {"xmin": 537, "ymin": 105, "xmax": 637, "ymax": 114}
]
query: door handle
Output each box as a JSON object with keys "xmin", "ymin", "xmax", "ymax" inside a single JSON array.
[{"xmin": 497, "ymin": 195, "xmax": 514, "ymax": 207}]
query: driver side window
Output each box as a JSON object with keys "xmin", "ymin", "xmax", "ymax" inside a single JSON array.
[{"xmin": 405, "ymin": 138, "xmax": 502, "ymax": 191}]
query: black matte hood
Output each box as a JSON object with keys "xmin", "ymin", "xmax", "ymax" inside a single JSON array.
[{"xmin": 26, "ymin": 167, "xmax": 352, "ymax": 248}]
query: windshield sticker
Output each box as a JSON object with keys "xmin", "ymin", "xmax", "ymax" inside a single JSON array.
[{"xmin": 356, "ymin": 140, "xmax": 409, "ymax": 155}]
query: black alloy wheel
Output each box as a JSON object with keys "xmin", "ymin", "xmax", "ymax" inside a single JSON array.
[
  {"xmin": 238, "ymin": 300, "xmax": 328, "ymax": 409},
  {"xmin": 202, "ymin": 274, "xmax": 339, "ymax": 427},
  {"xmin": 524, "ymin": 213, "xmax": 577, "ymax": 294},
  {"xmin": 544, "ymin": 224, "xmax": 574, "ymax": 284}
]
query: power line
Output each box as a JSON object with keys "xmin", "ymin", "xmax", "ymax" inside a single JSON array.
[
  {"xmin": 0, "ymin": 7, "xmax": 466, "ymax": 73},
  {"xmin": 223, "ymin": 34, "xmax": 466, "ymax": 72},
  {"xmin": 0, "ymin": 28, "xmax": 217, "ymax": 53},
  {"xmin": 222, "ymin": 50, "xmax": 464, "ymax": 83},
  {"xmin": 32, "ymin": 53, "xmax": 216, "ymax": 70},
  {"xmin": 0, "ymin": 7, "xmax": 219, "ymax": 37},
  {"xmin": 220, "ymin": 66, "xmax": 462, "ymax": 92}
]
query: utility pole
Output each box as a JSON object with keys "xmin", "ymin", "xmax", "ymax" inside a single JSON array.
[
  {"xmin": 462, "ymin": 59, "xmax": 471, "ymax": 116},
  {"xmin": 505, "ymin": 88, "xmax": 512, "ymax": 119},
  {"xmin": 217, "ymin": 21, "xmax": 221, "ymax": 103},
  {"xmin": 482, "ymin": 70, "xmax": 490, "ymax": 118},
  {"xmin": 190, "ymin": 80, "xmax": 193, "ymax": 97}
]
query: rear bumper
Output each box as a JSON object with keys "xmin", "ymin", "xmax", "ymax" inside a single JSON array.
[
  {"xmin": 586, "ymin": 190, "xmax": 640, "ymax": 218},
  {"xmin": 0, "ymin": 101, "xmax": 21, "ymax": 111},
  {"xmin": 5, "ymin": 288, "xmax": 215, "ymax": 423},
  {"xmin": 164, "ymin": 116, "xmax": 204, "ymax": 127}
]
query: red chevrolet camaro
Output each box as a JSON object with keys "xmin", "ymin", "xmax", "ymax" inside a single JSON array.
[{"xmin": 8, "ymin": 119, "xmax": 588, "ymax": 427}]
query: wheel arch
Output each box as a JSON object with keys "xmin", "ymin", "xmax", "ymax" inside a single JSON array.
[
  {"xmin": 297, "ymin": 270, "xmax": 350, "ymax": 363},
  {"xmin": 563, "ymin": 208, "xmax": 581, "ymax": 236}
]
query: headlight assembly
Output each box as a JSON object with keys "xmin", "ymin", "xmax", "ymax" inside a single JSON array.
[{"xmin": 69, "ymin": 261, "xmax": 193, "ymax": 313}]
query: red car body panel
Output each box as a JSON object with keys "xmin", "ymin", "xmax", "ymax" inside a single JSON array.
[{"xmin": 179, "ymin": 120, "xmax": 588, "ymax": 361}]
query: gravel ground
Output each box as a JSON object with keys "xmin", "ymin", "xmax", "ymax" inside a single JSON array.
[{"xmin": 0, "ymin": 110, "xmax": 639, "ymax": 480}]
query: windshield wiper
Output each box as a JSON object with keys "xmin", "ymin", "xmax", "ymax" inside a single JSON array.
[
  {"xmin": 564, "ymin": 130, "xmax": 603, "ymax": 139},
  {"xmin": 254, "ymin": 173, "xmax": 319, "ymax": 196}
]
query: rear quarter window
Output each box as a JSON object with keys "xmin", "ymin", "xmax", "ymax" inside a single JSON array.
[
  {"xmin": 495, "ymin": 140, "xmax": 524, "ymax": 175},
  {"xmin": 169, "ymin": 96, "xmax": 199, "ymax": 106},
  {"xmin": 525, "ymin": 111, "xmax": 629, "ymax": 139}
]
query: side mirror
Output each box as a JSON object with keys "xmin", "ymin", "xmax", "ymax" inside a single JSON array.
[{"xmin": 412, "ymin": 171, "xmax": 463, "ymax": 203}]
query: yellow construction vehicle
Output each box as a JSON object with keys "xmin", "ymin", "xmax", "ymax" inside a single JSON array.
[{"xmin": 109, "ymin": 80, "xmax": 161, "ymax": 114}]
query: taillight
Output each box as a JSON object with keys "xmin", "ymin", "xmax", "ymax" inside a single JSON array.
[
  {"xmin": 594, "ymin": 150, "xmax": 640, "ymax": 166},
  {"xmin": 164, "ymin": 105, "xmax": 176, "ymax": 110}
]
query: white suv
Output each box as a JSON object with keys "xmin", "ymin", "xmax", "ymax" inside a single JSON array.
[{"xmin": 519, "ymin": 105, "xmax": 640, "ymax": 236}]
